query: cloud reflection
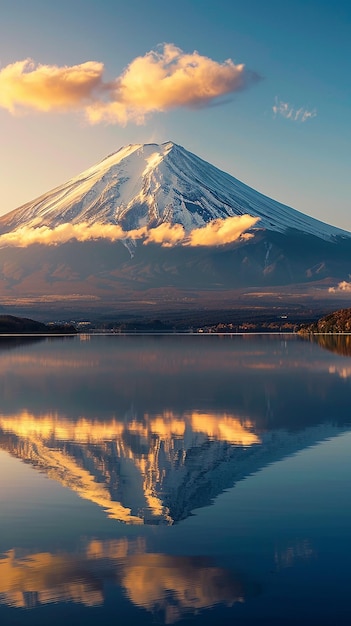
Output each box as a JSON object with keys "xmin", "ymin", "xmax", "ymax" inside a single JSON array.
[
  {"xmin": 0, "ymin": 540, "xmax": 254, "ymax": 622},
  {"xmin": 274, "ymin": 539, "xmax": 314, "ymax": 571},
  {"xmin": 121, "ymin": 554, "xmax": 247, "ymax": 624}
]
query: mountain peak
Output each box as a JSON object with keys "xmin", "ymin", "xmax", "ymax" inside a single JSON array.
[
  {"xmin": 0, "ymin": 141, "xmax": 349, "ymax": 242},
  {"xmin": 99, "ymin": 140, "xmax": 177, "ymax": 165}
]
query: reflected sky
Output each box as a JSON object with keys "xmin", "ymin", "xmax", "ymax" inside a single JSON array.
[
  {"xmin": 0, "ymin": 334, "xmax": 350, "ymax": 427},
  {"xmin": 0, "ymin": 335, "xmax": 351, "ymax": 624}
]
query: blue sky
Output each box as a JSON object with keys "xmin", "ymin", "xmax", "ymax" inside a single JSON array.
[{"xmin": 0, "ymin": 0, "xmax": 350, "ymax": 230}]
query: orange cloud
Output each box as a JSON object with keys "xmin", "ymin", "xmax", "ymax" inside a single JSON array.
[
  {"xmin": 142, "ymin": 222, "xmax": 185, "ymax": 246},
  {"xmin": 0, "ymin": 59, "xmax": 104, "ymax": 113},
  {"xmin": 0, "ymin": 215, "xmax": 258, "ymax": 248},
  {"xmin": 328, "ymin": 280, "xmax": 351, "ymax": 293},
  {"xmin": 0, "ymin": 223, "xmax": 126, "ymax": 246},
  {"xmin": 188, "ymin": 215, "xmax": 259, "ymax": 246},
  {"xmin": 87, "ymin": 43, "xmax": 257, "ymax": 124},
  {"xmin": 0, "ymin": 44, "xmax": 259, "ymax": 123}
]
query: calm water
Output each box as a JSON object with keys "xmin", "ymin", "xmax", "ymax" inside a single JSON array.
[{"xmin": 0, "ymin": 333, "xmax": 351, "ymax": 625}]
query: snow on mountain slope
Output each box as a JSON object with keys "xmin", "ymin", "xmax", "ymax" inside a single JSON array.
[{"xmin": 0, "ymin": 141, "xmax": 349, "ymax": 242}]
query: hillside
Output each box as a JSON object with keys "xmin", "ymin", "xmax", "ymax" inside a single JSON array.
[
  {"xmin": 299, "ymin": 308, "xmax": 351, "ymax": 334},
  {"xmin": 0, "ymin": 315, "xmax": 76, "ymax": 334}
]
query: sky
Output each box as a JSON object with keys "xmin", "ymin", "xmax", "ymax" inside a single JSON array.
[{"xmin": 0, "ymin": 0, "xmax": 350, "ymax": 231}]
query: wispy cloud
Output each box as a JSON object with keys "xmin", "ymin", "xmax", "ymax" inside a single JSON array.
[
  {"xmin": 0, "ymin": 44, "xmax": 259, "ymax": 124},
  {"xmin": 272, "ymin": 97, "xmax": 316, "ymax": 123},
  {"xmin": 328, "ymin": 280, "xmax": 351, "ymax": 293},
  {"xmin": 0, "ymin": 215, "xmax": 259, "ymax": 249}
]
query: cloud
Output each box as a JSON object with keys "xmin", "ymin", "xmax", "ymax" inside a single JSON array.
[
  {"xmin": 142, "ymin": 222, "xmax": 185, "ymax": 247},
  {"xmin": 328, "ymin": 280, "xmax": 351, "ymax": 293},
  {"xmin": 0, "ymin": 59, "xmax": 104, "ymax": 113},
  {"xmin": 187, "ymin": 215, "xmax": 259, "ymax": 246},
  {"xmin": 87, "ymin": 43, "xmax": 258, "ymax": 124},
  {"xmin": 272, "ymin": 97, "xmax": 316, "ymax": 123},
  {"xmin": 0, "ymin": 223, "xmax": 126, "ymax": 246},
  {"xmin": 0, "ymin": 215, "xmax": 259, "ymax": 249},
  {"xmin": 0, "ymin": 44, "xmax": 259, "ymax": 124}
]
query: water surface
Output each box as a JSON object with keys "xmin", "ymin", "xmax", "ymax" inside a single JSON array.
[{"xmin": 0, "ymin": 334, "xmax": 350, "ymax": 625}]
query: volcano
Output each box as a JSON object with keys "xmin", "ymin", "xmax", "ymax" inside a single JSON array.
[{"xmin": 0, "ymin": 141, "xmax": 350, "ymax": 316}]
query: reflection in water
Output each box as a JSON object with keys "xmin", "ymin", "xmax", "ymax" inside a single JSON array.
[
  {"xmin": 1, "ymin": 337, "xmax": 351, "ymax": 624},
  {"xmin": 306, "ymin": 334, "xmax": 351, "ymax": 357},
  {"xmin": 329, "ymin": 364, "xmax": 351, "ymax": 379},
  {"xmin": 274, "ymin": 539, "xmax": 314, "ymax": 571},
  {"xmin": 0, "ymin": 540, "xmax": 254, "ymax": 623},
  {"xmin": 0, "ymin": 411, "xmax": 259, "ymax": 445},
  {"xmin": 0, "ymin": 335, "xmax": 351, "ymax": 433},
  {"xmin": 0, "ymin": 410, "xmax": 346, "ymax": 526},
  {"xmin": 121, "ymin": 554, "xmax": 248, "ymax": 624},
  {"xmin": 0, "ymin": 538, "xmax": 143, "ymax": 609},
  {"xmin": 0, "ymin": 411, "xmax": 259, "ymax": 524}
]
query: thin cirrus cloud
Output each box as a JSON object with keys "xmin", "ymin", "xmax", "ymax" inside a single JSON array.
[
  {"xmin": 0, "ymin": 44, "xmax": 259, "ymax": 125},
  {"xmin": 0, "ymin": 216, "xmax": 260, "ymax": 248},
  {"xmin": 272, "ymin": 97, "xmax": 316, "ymax": 123}
]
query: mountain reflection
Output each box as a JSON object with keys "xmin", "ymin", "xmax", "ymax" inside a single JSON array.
[
  {"xmin": 0, "ymin": 411, "xmax": 260, "ymax": 524},
  {"xmin": 0, "ymin": 410, "xmax": 347, "ymax": 526},
  {"xmin": 1, "ymin": 336, "xmax": 351, "ymax": 524},
  {"xmin": 0, "ymin": 540, "xmax": 254, "ymax": 623}
]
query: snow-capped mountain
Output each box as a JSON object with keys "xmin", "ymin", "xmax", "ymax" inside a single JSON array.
[
  {"xmin": 0, "ymin": 141, "xmax": 350, "ymax": 312},
  {"xmin": 0, "ymin": 141, "xmax": 349, "ymax": 241}
]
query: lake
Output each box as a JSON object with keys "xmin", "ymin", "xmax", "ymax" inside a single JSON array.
[{"xmin": 0, "ymin": 333, "xmax": 350, "ymax": 625}]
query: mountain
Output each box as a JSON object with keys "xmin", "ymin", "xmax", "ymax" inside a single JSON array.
[
  {"xmin": 0, "ymin": 141, "xmax": 348, "ymax": 240},
  {"xmin": 0, "ymin": 141, "xmax": 350, "ymax": 315}
]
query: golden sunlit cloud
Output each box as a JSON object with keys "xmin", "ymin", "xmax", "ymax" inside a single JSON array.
[
  {"xmin": 0, "ymin": 44, "xmax": 259, "ymax": 124},
  {"xmin": 188, "ymin": 215, "xmax": 259, "ymax": 246},
  {"xmin": 0, "ymin": 215, "xmax": 259, "ymax": 248},
  {"xmin": 0, "ymin": 223, "xmax": 124, "ymax": 246},
  {"xmin": 328, "ymin": 280, "xmax": 351, "ymax": 293},
  {"xmin": 142, "ymin": 222, "xmax": 185, "ymax": 246},
  {"xmin": 0, "ymin": 59, "xmax": 104, "ymax": 113}
]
